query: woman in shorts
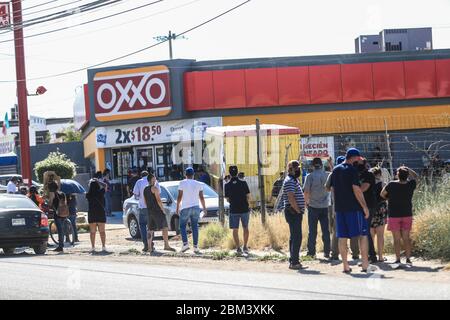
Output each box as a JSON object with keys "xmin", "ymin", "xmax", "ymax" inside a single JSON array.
[{"xmin": 370, "ymin": 167, "xmax": 387, "ymax": 262}]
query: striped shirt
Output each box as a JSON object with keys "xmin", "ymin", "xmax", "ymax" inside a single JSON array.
[{"xmin": 281, "ymin": 175, "xmax": 305, "ymax": 212}]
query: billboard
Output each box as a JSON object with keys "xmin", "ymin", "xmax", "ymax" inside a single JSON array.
[
  {"xmin": 0, "ymin": 2, "xmax": 10, "ymax": 28},
  {"xmin": 92, "ymin": 65, "xmax": 171, "ymax": 122}
]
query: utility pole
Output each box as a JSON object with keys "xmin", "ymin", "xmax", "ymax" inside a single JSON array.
[
  {"xmin": 154, "ymin": 31, "xmax": 187, "ymax": 60},
  {"xmin": 256, "ymin": 119, "xmax": 266, "ymax": 225},
  {"xmin": 12, "ymin": 0, "xmax": 32, "ymax": 186}
]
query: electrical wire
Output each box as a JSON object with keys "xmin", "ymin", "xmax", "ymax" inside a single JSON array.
[
  {"xmin": 0, "ymin": 0, "xmax": 252, "ymax": 83},
  {"xmin": 0, "ymin": 0, "xmax": 162, "ymax": 43}
]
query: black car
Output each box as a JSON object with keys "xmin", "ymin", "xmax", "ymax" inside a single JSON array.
[{"xmin": 0, "ymin": 194, "xmax": 49, "ymax": 255}]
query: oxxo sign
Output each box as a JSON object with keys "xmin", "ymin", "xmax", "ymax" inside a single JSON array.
[{"xmin": 93, "ymin": 65, "xmax": 171, "ymax": 122}]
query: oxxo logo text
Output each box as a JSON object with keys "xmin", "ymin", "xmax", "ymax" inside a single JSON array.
[{"xmin": 93, "ymin": 65, "xmax": 171, "ymax": 122}]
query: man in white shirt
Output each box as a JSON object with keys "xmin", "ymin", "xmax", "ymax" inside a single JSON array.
[
  {"xmin": 7, "ymin": 177, "xmax": 18, "ymax": 194},
  {"xmin": 133, "ymin": 171, "xmax": 160, "ymax": 252},
  {"xmin": 176, "ymin": 167, "xmax": 207, "ymax": 253}
]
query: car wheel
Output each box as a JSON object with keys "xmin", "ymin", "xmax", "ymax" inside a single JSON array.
[
  {"xmin": 33, "ymin": 243, "xmax": 47, "ymax": 255},
  {"xmin": 171, "ymin": 215, "xmax": 180, "ymax": 235},
  {"xmin": 129, "ymin": 215, "xmax": 141, "ymax": 239},
  {"xmin": 2, "ymin": 248, "xmax": 15, "ymax": 256}
]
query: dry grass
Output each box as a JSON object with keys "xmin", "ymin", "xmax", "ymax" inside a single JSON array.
[{"xmin": 199, "ymin": 212, "xmax": 324, "ymax": 252}]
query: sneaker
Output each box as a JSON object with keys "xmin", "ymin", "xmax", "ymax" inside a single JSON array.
[
  {"xmin": 89, "ymin": 248, "xmax": 96, "ymax": 254},
  {"xmin": 142, "ymin": 246, "xmax": 149, "ymax": 252},
  {"xmin": 53, "ymin": 247, "xmax": 63, "ymax": 252},
  {"xmin": 406, "ymin": 258, "xmax": 413, "ymax": 265},
  {"xmin": 181, "ymin": 244, "xmax": 190, "ymax": 253},
  {"xmin": 236, "ymin": 247, "xmax": 243, "ymax": 255},
  {"xmin": 289, "ymin": 263, "xmax": 303, "ymax": 270},
  {"xmin": 193, "ymin": 246, "xmax": 201, "ymax": 254},
  {"xmin": 352, "ymin": 255, "xmax": 359, "ymax": 260},
  {"xmin": 243, "ymin": 247, "xmax": 249, "ymax": 254},
  {"xmin": 394, "ymin": 259, "xmax": 401, "ymax": 264},
  {"xmin": 369, "ymin": 256, "xmax": 378, "ymax": 264},
  {"xmin": 329, "ymin": 256, "xmax": 339, "ymax": 261},
  {"xmin": 324, "ymin": 253, "xmax": 330, "ymax": 259}
]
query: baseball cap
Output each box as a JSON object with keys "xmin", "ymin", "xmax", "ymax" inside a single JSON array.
[
  {"xmin": 185, "ymin": 167, "xmax": 195, "ymax": 176},
  {"xmin": 336, "ymin": 156, "xmax": 346, "ymax": 165},
  {"xmin": 346, "ymin": 148, "xmax": 362, "ymax": 160}
]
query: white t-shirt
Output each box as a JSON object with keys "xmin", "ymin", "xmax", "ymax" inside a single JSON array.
[
  {"xmin": 178, "ymin": 179, "xmax": 204, "ymax": 210},
  {"xmin": 133, "ymin": 177, "xmax": 160, "ymax": 209},
  {"xmin": 7, "ymin": 181, "xmax": 17, "ymax": 194}
]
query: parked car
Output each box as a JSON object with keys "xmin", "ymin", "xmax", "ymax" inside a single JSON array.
[
  {"xmin": 0, "ymin": 174, "xmax": 42, "ymax": 188},
  {"xmin": 123, "ymin": 180, "xmax": 229, "ymax": 239},
  {"xmin": 0, "ymin": 194, "xmax": 49, "ymax": 255}
]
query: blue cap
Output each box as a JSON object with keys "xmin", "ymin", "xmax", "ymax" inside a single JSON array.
[
  {"xmin": 336, "ymin": 156, "xmax": 346, "ymax": 165},
  {"xmin": 346, "ymin": 148, "xmax": 361, "ymax": 159},
  {"xmin": 185, "ymin": 167, "xmax": 194, "ymax": 176}
]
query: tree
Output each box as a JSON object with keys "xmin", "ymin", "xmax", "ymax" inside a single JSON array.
[
  {"xmin": 34, "ymin": 151, "xmax": 77, "ymax": 183},
  {"xmin": 61, "ymin": 125, "xmax": 81, "ymax": 142}
]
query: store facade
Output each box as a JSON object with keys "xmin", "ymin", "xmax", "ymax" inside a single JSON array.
[{"xmin": 76, "ymin": 49, "xmax": 450, "ymax": 196}]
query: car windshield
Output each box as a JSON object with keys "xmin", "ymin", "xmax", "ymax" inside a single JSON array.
[
  {"xmin": 0, "ymin": 197, "xmax": 38, "ymax": 210},
  {"xmin": 167, "ymin": 183, "xmax": 218, "ymax": 200}
]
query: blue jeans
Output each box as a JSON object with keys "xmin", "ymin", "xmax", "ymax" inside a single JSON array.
[
  {"xmin": 180, "ymin": 206, "xmax": 200, "ymax": 246},
  {"xmin": 307, "ymin": 206, "xmax": 330, "ymax": 256},
  {"xmin": 68, "ymin": 215, "xmax": 78, "ymax": 241},
  {"xmin": 54, "ymin": 216, "xmax": 65, "ymax": 248},
  {"xmin": 139, "ymin": 209, "xmax": 148, "ymax": 246},
  {"xmin": 105, "ymin": 192, "xmax": 112, "ymax": 215},
  {"xmin": 284, "ymin": 208, "xmax": 303, "ymax": 265}
]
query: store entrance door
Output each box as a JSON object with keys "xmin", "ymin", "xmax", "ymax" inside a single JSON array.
[
  {"xmin": 136, "ymin": 147, "xmax": 155, "ymax": 172},
  {"xmin": 155, "ymin": 144, "xmax": 173, "ymax": 181}
]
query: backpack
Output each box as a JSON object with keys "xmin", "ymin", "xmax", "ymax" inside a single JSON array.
[{"xmin": 56, "ymin": 193, "xmax": 69, "ymax": 218}]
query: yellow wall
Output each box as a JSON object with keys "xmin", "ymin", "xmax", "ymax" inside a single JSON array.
[
  {"xmin": 223, "ymin": 105, "xmax": 450, "ymax": 135},
  {"xmin": 83, "ymin": 130, "xmax": 105, "ymax": 172}
]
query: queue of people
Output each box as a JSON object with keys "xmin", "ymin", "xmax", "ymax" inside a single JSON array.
[
  {"xmin": 276, "ymin": 148, "xmax": 418, "ymax": 272},
  {"xmin": 4, "ymin": 150, "xmax": 418, "ymax": 270}
]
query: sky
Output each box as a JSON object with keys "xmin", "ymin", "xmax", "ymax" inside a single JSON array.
[{"xmin": 0, "ymin": 0, "xmax": 450, "ymax": 119}]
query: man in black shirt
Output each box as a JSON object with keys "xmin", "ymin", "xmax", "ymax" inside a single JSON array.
[{"xmin": 225, "ymin": 165, "xmax": 251, "ymax": 255}]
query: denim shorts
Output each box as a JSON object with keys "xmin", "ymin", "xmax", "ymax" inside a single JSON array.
[{"xmin": 229, "ymin": 212, "xmax": 250, "ymax": 229}]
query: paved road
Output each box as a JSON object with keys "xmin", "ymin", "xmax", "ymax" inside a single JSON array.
[{"xmin": 0, "ymin": 256, "xmax": 448, "ymax": 300}]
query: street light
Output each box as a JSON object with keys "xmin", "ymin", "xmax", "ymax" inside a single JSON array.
[
  {"xmin": 154, "ymin": 30, "xmax": 187, "ymax": 60},
  {"xmin": 27, "ymin": 85, "xmax": 47, "ymax": 96}
]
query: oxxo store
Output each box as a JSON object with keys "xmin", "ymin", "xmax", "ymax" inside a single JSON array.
[
  {"xmin": 77, "ymin": 61, "xmax": 222, "ymax": 207},
  {"xmin": 77, "ymin": 51, "xmax": 450, "ymax": 206}
]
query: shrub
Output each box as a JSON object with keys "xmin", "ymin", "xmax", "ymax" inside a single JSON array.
[
  {"xmin": 199, "ymin": 223, "xmax": 230, "ymax": 249},
  {"xmin": 34, "ymin": 151, "xmax": 77, "ymax": 183},
  {"xmin": 411, "ymin": 180, "xmax": 450, "ymax": 261}
]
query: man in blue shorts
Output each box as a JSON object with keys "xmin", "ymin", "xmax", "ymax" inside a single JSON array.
[
  {"xmin": 328, "ymin": 148, "xmax": 370, "ymax": 273},
  {"xmin": 225, "ymin": 165, "xmax": 251, "ymax": 255}
]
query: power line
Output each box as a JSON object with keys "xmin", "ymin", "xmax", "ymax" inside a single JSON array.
[
  {"xmin": 1, "ymin": 0, "xmax": 202, "ymax": 50},
  {"xmin": 0, "ymin": 0, "xmax": 162, "ymax": 44},
  {"xmin": 0, "ymin": 0, "xmax": 252, "ymax": 83},
  {"xmin": 2, "ymin": 0, "xmax": 130, "ymax": 36},
  {"xmin": 0, "ymin": 0, "xmax": 124, "ymax": 34}
]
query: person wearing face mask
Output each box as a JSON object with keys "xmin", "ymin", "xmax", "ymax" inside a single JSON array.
[
  {"xmin": 281, "ymin": 160, "xmax": 306, "ymax": 270},
  {"xmin": 327, "ymin": 148, "xmax": 370, "ymax": 273},
  {"xmin": 370, "ymin": 167, "xmax": 387, "ymax": 262},
  {"xmin": 357, "ymin": 158, "xmax": 378, "ymax": 264}
]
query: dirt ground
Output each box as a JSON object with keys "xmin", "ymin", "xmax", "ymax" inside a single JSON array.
[{"xmin": 41, "ymin": 225, "xmax": 450, "ymax": 283}]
